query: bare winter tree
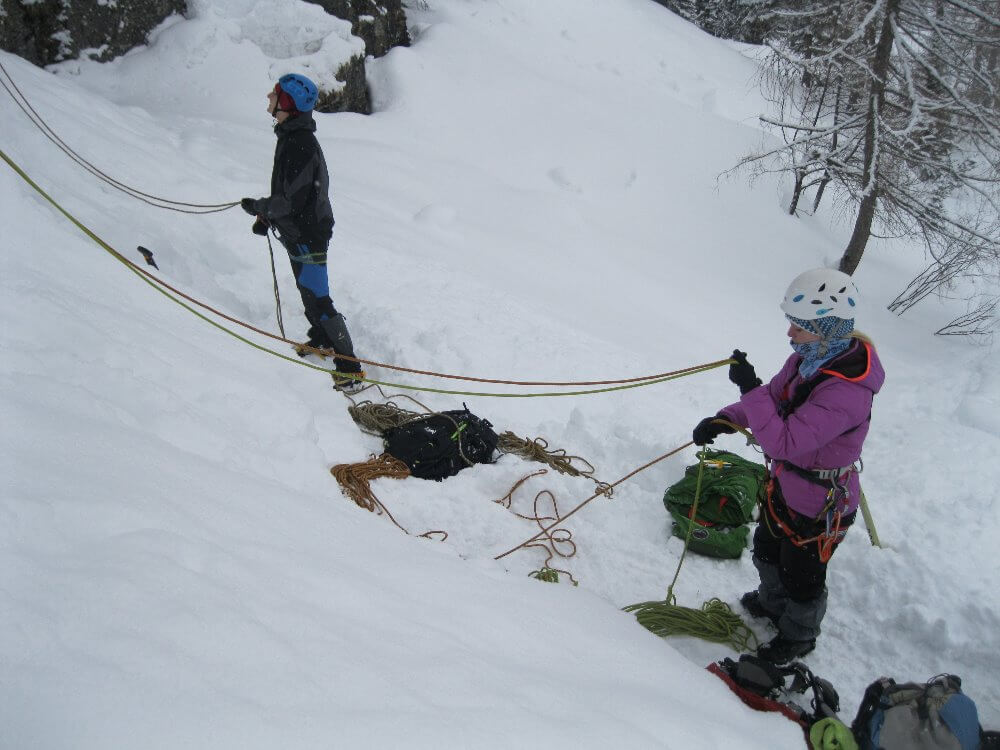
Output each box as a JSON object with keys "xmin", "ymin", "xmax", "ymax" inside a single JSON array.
[{"xmin": 735, "ymin": 0, "xmax": 1000, "ymax": 334}]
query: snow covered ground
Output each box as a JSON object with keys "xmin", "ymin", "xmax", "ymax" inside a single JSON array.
[{"xmin": 2, "ymin": 0, "xmax": 997, "ymax": 747}]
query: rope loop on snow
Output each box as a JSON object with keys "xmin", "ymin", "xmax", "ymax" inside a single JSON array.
[
  {"xmin": 493, "ymin": 470, "xmax": 579, "ymax": 585},
  {"xmin": 0, "ymin": 60, "xmax": 239, "ymax": 213},
  {"xmin": 494, "ymin": 442, "xmax": 692, "ymax": 561}
]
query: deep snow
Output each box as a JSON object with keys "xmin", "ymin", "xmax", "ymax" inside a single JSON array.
[{"xmin": 1, "ymin": 0, "xmax": 998, "ymax": 747}]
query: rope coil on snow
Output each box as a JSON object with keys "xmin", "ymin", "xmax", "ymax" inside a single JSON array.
[
  {"xmin": 329, "ymin": 453, "xmax": 448, "ymax": 540},
  {"xmin": 330, "ymin": 453, "xmax": 410, "ymax": 513},
  {"xmin": 623, "ymin": 598, "xmax": 759, "ymax": 651},
  {"xmin": 496, "ymin": 432, "xmax": 611, "ymax": 495},
  {"xmin": 623, "ymin": 449, "xmax": 759, "ymax": 651},
  {"xmin": 347, "ymin": 401, "xmax": 424, "ymax": 435}
]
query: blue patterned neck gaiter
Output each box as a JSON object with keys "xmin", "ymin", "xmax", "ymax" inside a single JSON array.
[{"xmin": 787, "ymin": 315, "xmax": 855, "ymax": 380}]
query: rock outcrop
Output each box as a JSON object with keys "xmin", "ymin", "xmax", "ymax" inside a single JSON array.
[{"xmin": 0, "ymin": 0, "xmax": 411, "ymax": 115}]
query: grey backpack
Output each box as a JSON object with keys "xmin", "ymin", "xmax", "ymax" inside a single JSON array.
[{"xmin": 851, "ymin": 674, "xmax": 983, "ymax": 750}]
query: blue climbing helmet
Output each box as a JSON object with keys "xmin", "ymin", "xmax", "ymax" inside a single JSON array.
[{"xmin": 276, "ymin": 73, "xmax": 318, "ymax": 113}]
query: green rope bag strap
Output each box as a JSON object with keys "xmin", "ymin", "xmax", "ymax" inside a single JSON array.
[{"xmin": 623, "ymin": 448, "xmax": 760, "ymax": 652}]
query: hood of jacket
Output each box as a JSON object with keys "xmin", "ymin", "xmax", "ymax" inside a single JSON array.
[{"xmin": 274, "ymin": 111, "xmax": 317, "ymax": 138}]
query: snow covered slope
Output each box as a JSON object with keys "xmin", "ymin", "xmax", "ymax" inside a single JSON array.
[{"xmin": 2, "ymin": 0, "xmax": 997, "ymax": 746}]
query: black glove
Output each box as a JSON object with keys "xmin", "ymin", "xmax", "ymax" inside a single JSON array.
[
  {"xmin": 240, "ymin": 197, "xmax": 259, "ymax": 216},
  {"xmin": 693, "ymin": 416, "xmax": 736, "ymax": 446},
  {"xmin": 252, "ymin": 218, "xmax": 270, "ymax": 236},
  {"xmin": 729, "ymin": 349, "xmax": 762, "ymax": 395}
]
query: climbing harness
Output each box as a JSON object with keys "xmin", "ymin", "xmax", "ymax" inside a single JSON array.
[
  {"xmin": 287, "ymin": 243, "xmax": 327, "ymax": 265},
  {"xmin": 716, "ymin": 415, "xmax": 879, "ymax": 557},
  {"xmin": 762, "ymin": 462, "xmax": 859, "ymax": 563}
]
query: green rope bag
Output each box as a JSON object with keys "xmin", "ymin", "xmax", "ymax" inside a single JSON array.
[
  {"xmin": 663, "ymin": 448, "xmax": 766, "ymax": 559},
  {"xmin": 623, "ymin": 450, "xmax": 759, "ymax": 652}
]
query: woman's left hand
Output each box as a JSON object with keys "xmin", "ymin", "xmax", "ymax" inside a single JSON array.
[{"xmin": 729, "ymin": 349, "xmax": 762, "ymax": 394}]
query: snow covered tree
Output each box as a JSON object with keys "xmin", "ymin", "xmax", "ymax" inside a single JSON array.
[
  {"xmin": 650, "ymin": 0, "xmax": 773, "ymax": 43},
  {"xmin": 736, "ymin": 0, "xmax": 1000, "ymax": 333}
]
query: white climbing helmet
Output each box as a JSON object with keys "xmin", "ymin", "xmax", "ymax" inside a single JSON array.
[{"xmin": 780, "ymin": 268, "xmax": 860, "ymax": 320}]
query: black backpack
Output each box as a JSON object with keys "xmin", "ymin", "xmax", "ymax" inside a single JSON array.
[{"xmin": 383, "ymin": 407, "xmax": 498, "ymax": 480}]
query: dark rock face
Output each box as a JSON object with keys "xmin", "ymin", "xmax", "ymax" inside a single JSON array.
[
  {"xmin": 0, "ymin": 0, "xmax": 410, "ymax": 115},
  {"xmin": 0, "ymin": 0, "xmax": 187, "ymax": 66},
  {"xmin": 318, "ymin": 54, "xmax": 372, "ymax": 115},
  {"xmin": 306, "ymin": 0, "xmax": 410, "ymax": 59},
  {"xmin": 303, "ymin": 0, "xmax": 411, "ymax": 114}
]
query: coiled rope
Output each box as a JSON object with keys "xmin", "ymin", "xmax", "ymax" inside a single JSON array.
[
  {"xmin": 623, "ymin": 449, "xmax": 758, "ymax": 651},
  {"xmin": 330, "ymin": 453, "xmax": 411, "ymax": 514},
  {"xmin": 495, "ymin": 432, "xmax": 611, "ymax": 494},
  {"xmin": 344, "ymin": 388, "xmax": 611, "ymax": 493},
  {"xmin": 0, "ymin": 60, "xmax": 238, "ymax": 213},
  {"xmin": 329, "ymin": 453, "xmax": 447, "ymax": 540}
]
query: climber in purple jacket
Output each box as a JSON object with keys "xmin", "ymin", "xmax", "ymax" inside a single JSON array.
[{"xmin": 692, "ymin": 268, "xmax": 885, "ymax": 663}]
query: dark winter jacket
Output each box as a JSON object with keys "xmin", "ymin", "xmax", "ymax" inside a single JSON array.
[
  {"xmin": 718, "ymin": 338, "xmax": 885, "ymax": 517},
  {"xmin": 253, "ymin": 113, "xmax": 334, "ymax": 245}
]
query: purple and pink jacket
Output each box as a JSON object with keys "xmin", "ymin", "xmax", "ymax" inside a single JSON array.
[{"xmin": 718, "ymin": 339, "xmax": 885, "ymax": 518}]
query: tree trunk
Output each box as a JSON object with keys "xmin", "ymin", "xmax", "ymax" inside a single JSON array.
[
  {"xmin": 813, "ymin": 77, "xmax": 841, "ymax": 213},
  {"xmin": 840, "ymin": 0, "xmax": 899, "ymax": 276},
  {"xmin": 789, "ymin": 168, "xmax": 806, "ymax": 215}
]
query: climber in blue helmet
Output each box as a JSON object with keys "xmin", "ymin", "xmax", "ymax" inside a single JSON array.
[{"xmin": 241, "ymin": 73, "xmax": 365, "ymax": 391}]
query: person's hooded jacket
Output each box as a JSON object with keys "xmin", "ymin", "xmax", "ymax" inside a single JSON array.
[
  {"xmin": 718, "ymin": 338, "xmax": 885, "ymax": 517},
  {"xmin": 254, "ymin": 112, "xmax": 334, "ymax": 245}
]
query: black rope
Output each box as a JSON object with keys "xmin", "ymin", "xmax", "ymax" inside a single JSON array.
[{"xmin": 266, "ymin": 233, "xmax": 286, "ymax": 337}]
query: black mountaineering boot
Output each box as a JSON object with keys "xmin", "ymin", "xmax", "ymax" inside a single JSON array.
[
  {"xmin": 757, "ymin": 635, "xmax": 816, "ymax": 664},
  {"xmin": 319, "ymin": 313, "xmax": 361, "ymax": 374},
  {"xmin": 740, "ymin": 591, "xmax": 782, "ymax": 628}
]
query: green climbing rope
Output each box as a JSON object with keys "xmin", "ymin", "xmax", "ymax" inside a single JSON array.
[
  {"xmin": 1, "ymin": 147, "xmax": 731, "ymax": 398},
  {"xmin": 623, "ymin": 449, "xmax": 759, "ymax": 652},
  {"xmin": 624, "ymin": 597, "xmax": 758, "ymax": 651}
]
